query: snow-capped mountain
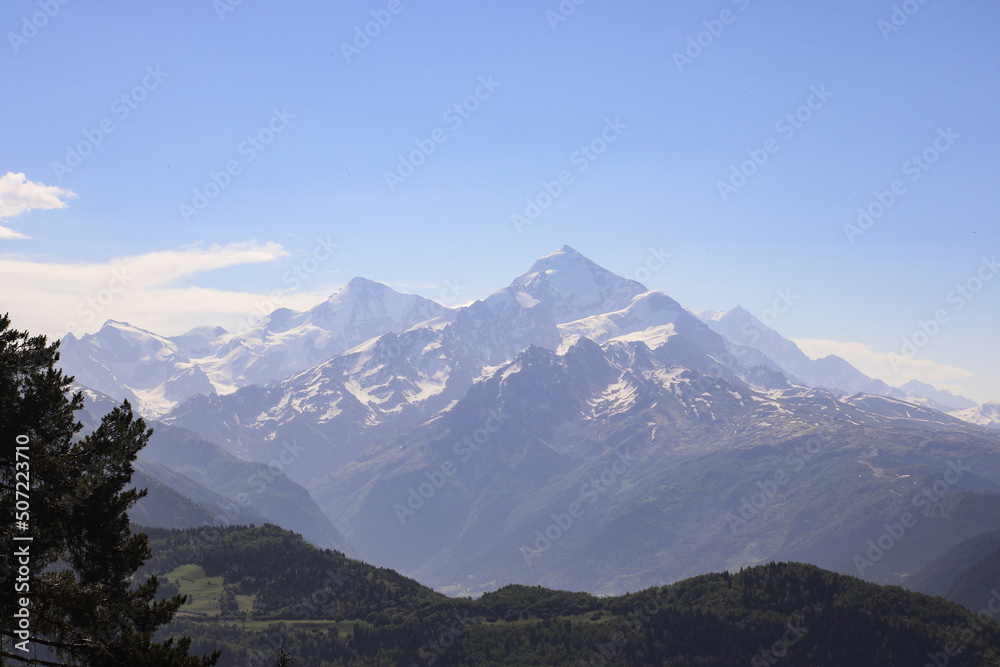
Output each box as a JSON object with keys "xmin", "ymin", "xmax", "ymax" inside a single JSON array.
[
  {"xmin": 159, "ymin": 247, "xmax": 638, "ymax": 480},
  {"xmin": 188, "ymin": 277, "xmax": 450, "ymax": 392},
  {"xmin": 561, "ymin": 291, "xmax": 713, "ymax": 347},
  {"xmin": 837, "ymin": 392, "xmax": 972, "ymax": 427},
  {"xmin": 62, "ymin": 245, "xmax": 1000, "ymax": 596},
  {"xmin": 698, "ymin": 307, "xmax": 903, "ymax": 397},
  {"xmin": 512, "ymin": 244, "xmax": 647, "ymax": 323},
  {"xmin": 897, "ymin": 379, "xmax": 978, "ymax": 412},
  {"xmin": 309, "ymin": 336, "xmax": 1000, "ymax": 595},
  {"xmin": 161, "ymin": 323, "xmax": 485, "ymax": 478},
  {"xmin": 160, "ymin": 246, "xmax": 774, "ymax": 485},
  {"xmin": 59, "ymin": 278, "xmax": 450, "ymax": 418},
  {"xmin": 697, "ymin": 307, "xmax": 982, "ymax": 411},
  {"xmin": 952, "ymin": 401, "xmax": 1000, "ymax": 429},
  {"xmin": 60, "ymin": 321, "xmax": 217, "ymax": 418}
]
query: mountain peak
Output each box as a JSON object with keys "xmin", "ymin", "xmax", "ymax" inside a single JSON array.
[
  {"xmin": 320, "ymin": 277, "xmax": 400, "ymax": 306},
  {"xmin": 344, "ymin": 276, "xmax": 387, "ymax": 291},
  {"xmin": 705, "ymin": 306, "xmax": 754, "ymax": 323},
  {"xmin": 512, "ymin": 246, "xmax": 647, "ymax": 324},
  {"xmin": 525, "ymin": 245, "xmax": 599, "ymax": 273},
  {"xmin": 97, "ymin": 319, "xmax": 166, "ymax": 340},
  {"xmin": 726, "ymin": 305, "xmax": 755, "ymax": 318},
  {"xmin": 554, "ymin": 244, "xmax": 582, "ymax": 256}
]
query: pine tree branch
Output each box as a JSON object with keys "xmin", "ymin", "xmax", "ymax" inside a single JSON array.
[{"xmin": 0, "ymin": 650, "xmax": 72, "ymax": 667}]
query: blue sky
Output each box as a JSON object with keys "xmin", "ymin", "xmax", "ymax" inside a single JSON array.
[{"xmin": 1, "ymin": 0, "xmax": 997, "ymax": 402}]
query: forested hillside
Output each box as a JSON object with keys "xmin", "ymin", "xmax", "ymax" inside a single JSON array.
[{"xmin": 144, "ymin": 524, "xmax": 1000, "ymax": 666}]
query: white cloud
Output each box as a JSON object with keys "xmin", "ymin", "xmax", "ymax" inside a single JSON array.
[
  {"xmin": 0, "ymin": 241, "xmax": 340, "ymax": 338},
  {"xmin": 0, "ymin": 172, "xmax": 77, "ymax": 239},
  {"xmin": 0, "ymin": 226, "xmax": 28, "ymax": 240},
  {"xmin": 792, "ymin": 338, "xmax": 973, "ymax": 390}
]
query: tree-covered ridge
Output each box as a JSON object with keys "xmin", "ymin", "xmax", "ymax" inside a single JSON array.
[
  {"xmin": 146, "ymin": 523, "xmax": 1000, "ymax": 667},
  {"xmin": 0, "ymin": 314, "xmax": 216, "ymax": 665},
  {"xmin": 140, "ymin": 524, "xmax": 440, "ymax": 622}
]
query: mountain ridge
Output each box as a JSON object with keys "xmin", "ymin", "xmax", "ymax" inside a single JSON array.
[{"xmin": 57, "ymin": 247, "xmax": 1000, "ymax": 600}]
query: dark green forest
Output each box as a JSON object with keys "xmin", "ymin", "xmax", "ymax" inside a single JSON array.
[{"xmin": 143, "ymin": 523, "xmax": 1000, "ymax": 666}]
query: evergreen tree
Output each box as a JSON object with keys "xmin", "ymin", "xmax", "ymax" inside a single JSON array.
[
  {"xmin": 0, "ymin": 314, "xmax": 218, "ymax": 665},
  {"xmin": 272, "ymin": 639, "xmax": 294, "ymax": 666}
]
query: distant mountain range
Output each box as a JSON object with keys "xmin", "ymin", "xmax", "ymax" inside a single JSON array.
[
  {"xmin": 696, "ymin": 307, "xmax": 980, "ymax": 413},
  {"xmin": 60, "ymin": 245, "xmax": 1000, "ymax": 599},
  {"xmin": 60, "ymin": 277, "xmax": 444, "ymax": 418},
  {"xmin": 952, "ymin": 400, "xmax": 1000, "ymax": 429}
]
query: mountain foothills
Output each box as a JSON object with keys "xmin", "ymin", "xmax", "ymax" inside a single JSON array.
[
  {"xmin": 144, "ymin": 524, "xmax": 1000, "ymax": 667},
  {"xmin": 57, "ymin": 246, "xmax": 1000, "ymax": 601},
  {"xmin": 72, "ymin": 384, "xmax": 353, "ymax": 554}
]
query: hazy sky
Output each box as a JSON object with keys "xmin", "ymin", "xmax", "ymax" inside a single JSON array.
[{"xmin": 1, "ymin": 1, "xmax": 997, "ymax": 402}]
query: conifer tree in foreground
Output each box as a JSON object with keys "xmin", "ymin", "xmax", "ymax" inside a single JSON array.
[{"xmin": 0, "ymin": 314, "xmax": 218, "ymax": 666}]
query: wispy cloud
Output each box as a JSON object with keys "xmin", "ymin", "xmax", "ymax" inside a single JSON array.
[
  {"xmin": 0, "ymin": 226, "xmax": 28, "ymax": 240},
  {"xmin": 0, "ymin": 241, "xmax": 338, "ymax": 338},
  {"xmin": 0, "ymin": 172, "xmax": 77, "ymax": 239},
  {"xmin": 793, "ymin": 338, "xmax": 973, "ymax": 391}
]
